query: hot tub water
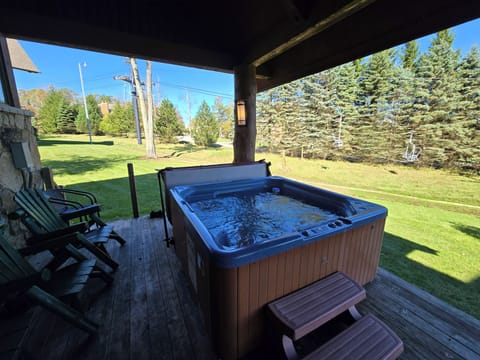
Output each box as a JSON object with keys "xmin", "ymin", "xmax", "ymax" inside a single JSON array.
[{"xmin": 190, "ymin": 190, "xmax": 338, "ymax": 249}]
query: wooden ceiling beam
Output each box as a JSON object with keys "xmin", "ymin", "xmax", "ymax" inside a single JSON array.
[
  {"xmin": 247, "ymin": 0, "xmax": 377, "ymax": 68},
  {"xmin": 256, "ymin": 0, "xmax": 480, "ymax": 92},
  {"xmin": 0, "ymin": 9, "xmax": 235, "ymax": 74}
]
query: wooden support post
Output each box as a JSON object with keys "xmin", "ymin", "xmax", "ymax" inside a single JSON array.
[
  {"xmin": 233, "ymin": 63, "xmax": 256, "ymax": 163},
  {"xmin": 0, "ymin": 34, "xmax": 21, "ymax": 108},
  {"xmin": 127, "ymin": 163, "xmax": 139, "ymax": 218},
  {"xmin": 40, "ymin": 167, "xmax": 57, "ymax": 189}
]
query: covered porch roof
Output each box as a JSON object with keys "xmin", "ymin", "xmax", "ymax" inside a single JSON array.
[
  {"xmin": 1, "ymin": 1, "xmax": 479, "ymax": 162},
  {"xmin": 0, "ymin": 0, "xmax": 479, "ymax": 92}
]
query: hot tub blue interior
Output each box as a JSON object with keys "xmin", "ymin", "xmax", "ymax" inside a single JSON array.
[
  {"xmin": 190, "ymin": 191, "xmax": 339, "ymax": 249},
  {"xmin": 170, "ymin": 176, "xmax": 387, "ymax": 267}
]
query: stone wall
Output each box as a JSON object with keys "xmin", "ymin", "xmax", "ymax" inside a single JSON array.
[{"xmin": 0, "ymin": 103, "xmax": 42, "ymax": 247}]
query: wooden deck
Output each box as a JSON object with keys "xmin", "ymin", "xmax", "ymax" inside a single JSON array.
[{"xmin": 15, "ymin": 216, "xmax": 480, "ymax": 359}]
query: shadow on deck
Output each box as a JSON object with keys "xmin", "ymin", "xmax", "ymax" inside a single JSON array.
[{"xmin": 16, "ymin": 217, "xmax": 480, "ymax": 359}]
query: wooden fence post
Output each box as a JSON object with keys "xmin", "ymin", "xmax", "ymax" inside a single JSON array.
[{"xmin": 127, "ymin": 163, "xmax": 139, "ymax": 218}]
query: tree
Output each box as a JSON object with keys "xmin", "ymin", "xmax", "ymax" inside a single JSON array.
[
  {"xmin": 257, "ymin": 88, "xmax": 282, "ymax": 152},
  {"xmin": 75, "ymin": 94, "xmax": 103, "ymax": 135},
  {"xmin": 256, "ymin": 33, "xmax": 479, "ymax": 172},
  {"xmin": 191, "ymin": 101, "xmax": 219, "ymax": 146},
  {"xmin": 455, "ymin": 46, "xmax": 480, "ymax": 170},
  {"xmin": 37, "ymin": 87, "xmax": 76, "ymax": 133},
  {"xmin": 401, "ymin": 41, "xmax": 420, "ymax": 71},
  {"xmin": 57, "ymin": 100, "xmax": 78, "ymax": 133},
  {"xmin": 330, "ymin": 62, "xmax": 359, "ymax": 156},
  {"xmin": 130, "ymin": 58, "xmax": 156, "ymax": 158},
  {"xmin": 100, "ymin": 101, "xmax": 134, "ymax": 136},
  {"xmin": 415, "ymin": 30, "xmax": 462, "ymax": 167},
  {"xmin": 154, "ymin": 99, "xmax": 184, "ymax": 143},
  {"xmin": 355, "ymin": 49, "xmax": 398, "ymax": 162},
  {"xmin": 212, "ymin": 97, "xmax": 234, "ymax": 139},
  {"xmin": 299, "ymin": 72, "xmax": 336, "ymax": 159},
  {"xmin": 18, "ymin": 88, "xmax": 48, "ymax": 120}
]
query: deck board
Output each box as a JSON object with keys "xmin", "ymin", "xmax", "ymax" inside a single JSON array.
[{"xmin": 17, "ymin": 216, "xmax": 480, "ymax": 359}]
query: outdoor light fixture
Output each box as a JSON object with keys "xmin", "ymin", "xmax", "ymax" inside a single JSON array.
[{"xmin": 236, "ymin": 100, "xmax": 247, "ymax": 126}]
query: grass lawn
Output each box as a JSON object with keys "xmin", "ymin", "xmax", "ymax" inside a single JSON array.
[{"xmin": 38, "ymin": 134, "xmax": 480, "ymax": 319}]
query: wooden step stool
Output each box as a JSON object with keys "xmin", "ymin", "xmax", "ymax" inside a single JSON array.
[
  {"xmin": 268, "ymin": 272, "xmax": 366, "ymax": 358},
  {"xmin": 303, "ymin": 314, "xmax": 404, "ymax": 360},
  {"xmin": 267, "ymin": 272, "xmax": 403, "ymax": 359}
]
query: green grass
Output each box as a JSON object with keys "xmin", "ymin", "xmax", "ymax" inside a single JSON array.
[{"xmin": 38, "ymin": 134, "xmax": 480, "ymax": 319}]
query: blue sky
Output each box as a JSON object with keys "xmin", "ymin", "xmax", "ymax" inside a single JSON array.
[{"xmin": 13, "ymin": 18, "xmax": 479, "ymax": 124}]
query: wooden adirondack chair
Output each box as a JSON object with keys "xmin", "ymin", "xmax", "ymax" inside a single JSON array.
[
  {"xmin": 14, "ymin": 189, "xmax": 121, "ymax": 270},
  {"xmin": 0, "ymin": 234, "xmax": 108, "ymax": 337},
  {"xmin": 43, "ymin": 188, "xmax": 125, "ymax": 247},
  {"xmin": 44, "ymin": 187, "xmax": 103, "ymax": 227}
]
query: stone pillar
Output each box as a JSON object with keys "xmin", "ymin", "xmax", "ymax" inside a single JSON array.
[{"xmin": 0, "ymin": 103, "xmax": 42, "ymax": 247}]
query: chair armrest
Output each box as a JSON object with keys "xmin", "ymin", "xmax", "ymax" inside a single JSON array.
[
  {"xmin": 27, "ymin": 222, "xmax": 89, "ymax": 243},
  {"xmin": 51, "ymin": 188, "xmax": 98, "ymax": 205},
  {"xmin": 60, "ymin": 204, "xmax": 102, "ymax": 221},
  {"xmin": 19, "ymin": 233, "xmax": 80, "ymax": 256}
]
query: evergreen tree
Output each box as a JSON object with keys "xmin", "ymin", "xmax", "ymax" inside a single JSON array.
[
  {"xmin": 456, "ymin": 46, "xmax": 480, "ymax": 170},
  {"xmin": 37, "ymin": 87, "xmax": 74, "ymax": 133},
  {"xmin": 75, "ymin": 94, "xmax": 103, "ymax": 135},
  {"xmin": 355, "ymin": 49, "xmax": 397, "ymax": 161},
  {"xmin": 275, "ymin": 82, "xmax": 303, "ymax": 157},
  {"xmin": 191, "ymin": 101, "xmax": 219, "ymax": 146},
  {"xmin": 330, "ymin": 62, "xmax": 359, "ymax": 156},
  {"xmin": 154, "ymin": 99, "xmax": 184, "ymax": 143},
  {"xmin": 401, "ymin": 41, "xmax": 420, "ymax": 71},
  {"xmin": 299, "ymin": 72, "xmax": 336, "ymax": 159},
  {"xmin": 57, "ymin": 99, "xmax": 78, "ymax": 133},
  {"xmin": 256, "ymin": 34, "xmax": 479, "ymax": 172},
  {"xmin": 416, "ymin": 30, "xmax": 462, "ymax": 167},
  {"xmin": 257, "ymin": 88, "xmax": 282, "ymax": 151}
]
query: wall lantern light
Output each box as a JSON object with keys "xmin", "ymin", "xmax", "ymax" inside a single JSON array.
[{"xmin": 236, "ymin": 100, "xmax": 247, "ymax": 126}]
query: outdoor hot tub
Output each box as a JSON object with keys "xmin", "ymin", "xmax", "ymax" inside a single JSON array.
[{"xmin": 169, "ymin": 176, "xmax": 387, "ymax": 359}]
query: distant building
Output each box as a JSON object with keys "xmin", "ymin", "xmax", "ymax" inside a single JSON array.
[
  {"xmin": 6, "ymin": 38, "xmax": 39, "ymax": 73},
  {"xmin": 99, "ymin": 101, "xmax": 112, "ymax": 117}
]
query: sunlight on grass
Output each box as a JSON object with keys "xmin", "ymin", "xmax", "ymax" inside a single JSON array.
[{"xmin": 38, "ymin": 134, "xmax": 480, "ymax": 319}]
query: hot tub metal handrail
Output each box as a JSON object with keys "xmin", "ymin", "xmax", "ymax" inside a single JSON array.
[{"xmin": 157, "ymin": 170, "xmax": 174, "ymax": 247}]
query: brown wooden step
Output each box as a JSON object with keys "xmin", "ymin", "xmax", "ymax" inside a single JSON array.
[
  {"xmin": 303, "ymin": 313, "xmax": 404, "ymax": 360},
  {"xmin": 268, "ymin": 272, "xmax": 366, "ymax": 340}
]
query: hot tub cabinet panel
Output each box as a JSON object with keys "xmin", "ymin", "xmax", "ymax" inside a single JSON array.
[
  {"xmin": 169, "ymin": 177, "xmax": 387, "ymax": 359},
  {"xmin": 188, "ymin": 219, "xmax": 385, "ymax": 359},
  {"xmin": 171, "ymin": 198, "xmax": 188, "ymax": 270}
]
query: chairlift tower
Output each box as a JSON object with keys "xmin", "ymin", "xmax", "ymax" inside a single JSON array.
[
  {"xmin": 332, "ymin": 115, "xmax": 343, "ymax": 147},
  {"xmin": 403, "ymin": 131, "xmax": 422, "ymax": 162},
  {"xmin": 113, "ymin": 74, "xmax": 142, "ymax": 144}
]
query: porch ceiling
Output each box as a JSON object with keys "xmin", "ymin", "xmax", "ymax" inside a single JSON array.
[{"xmin": 0, "ymin": 0, "xmax": 479, "ymax": 92}]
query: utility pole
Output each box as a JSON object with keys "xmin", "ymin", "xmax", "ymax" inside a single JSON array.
[
  {"xmin": 186, "ymin": 89, "xmax": 191, "ymax": 130},
  {"xmin": 78, "ymin": 62, "xmax": 92, "ymax": 144},
  {"xmin": 113, "ymin": 74, "xmax": 142, "ymax": 144}
]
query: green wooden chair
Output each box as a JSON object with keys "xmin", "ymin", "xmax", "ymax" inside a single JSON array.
[
  {"xmin": 43, "ymin": 188, "xmax": 126, "ymax": 246},
  {"xmin": 14, "ymin": 189, "xmax": 121, "ymax": 270},
  {"xmin": 44, "ymin": 187, "xmax": 103, "ymax": 227},
  {"xmin": 0, "ymin": 233, "xmax": 109, "ymax": 336}
]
